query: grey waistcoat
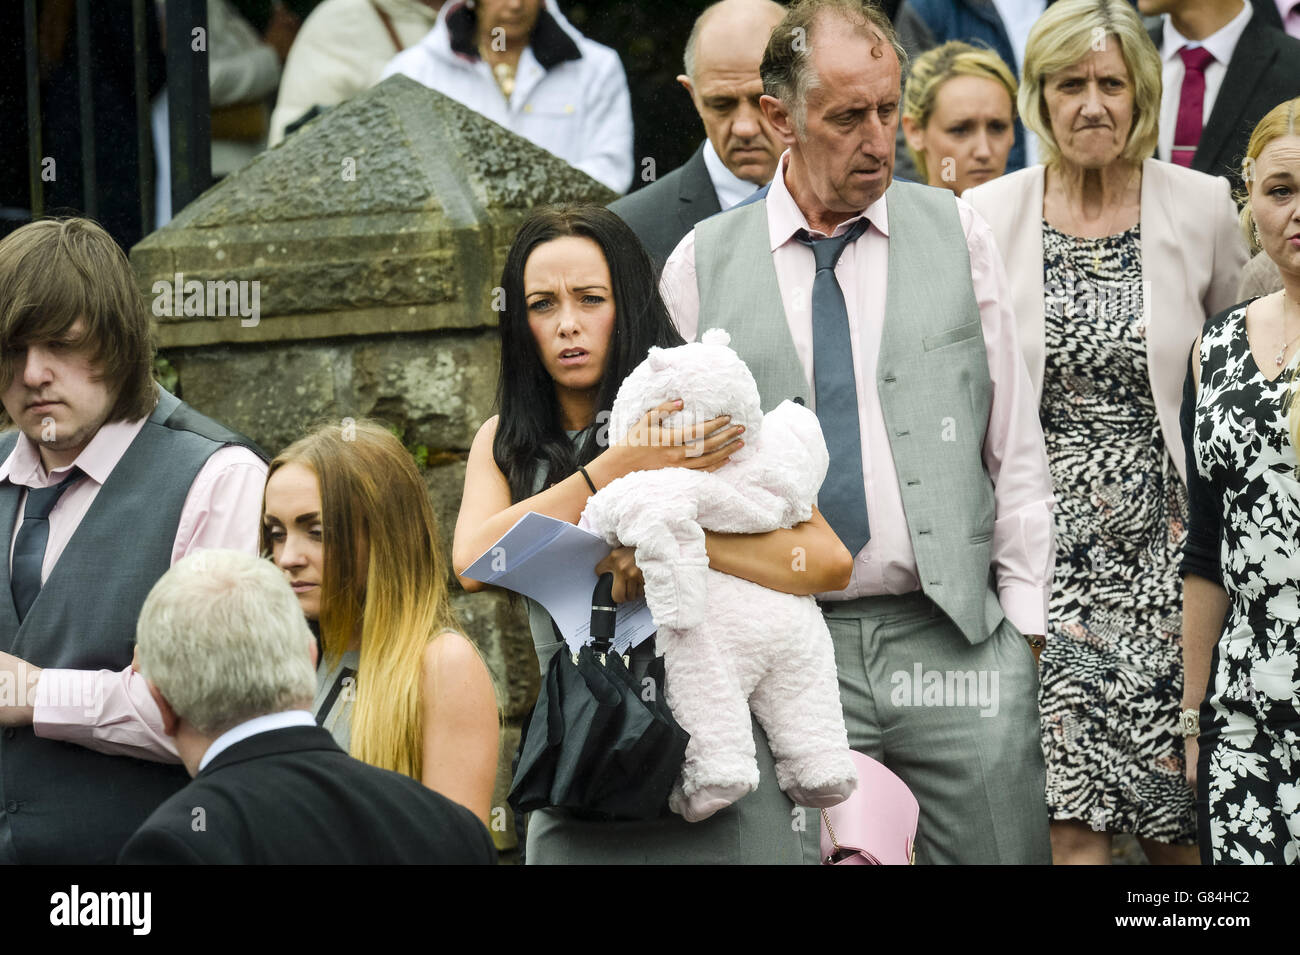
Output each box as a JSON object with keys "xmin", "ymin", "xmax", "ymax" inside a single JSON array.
[
  {"xmin": 0, "ymin": 387, "xmax": 265, "ymax": 864},
  {"xmin": 694, "ymin": 181, "xmax": 1004, "ymax": 645}
]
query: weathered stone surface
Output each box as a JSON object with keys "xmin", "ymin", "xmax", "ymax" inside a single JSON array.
[
  {"xmin": 450, "ymin": 587, "xmax": 539, "ymax": 722},
  {"xmin": 489, "ymin": 723, "xmax": 523, "ymax": 855},
  {"xmin": 353, "ymin": 333, "xmax": 499, "ymax": 451},
  {"xmin": 132, "ymin": 75, "xmax": 616, "ymax": 347},
  {"xmin": 176, "ymin": 343, "xmax": 343, "ymax": 456},
  {"xmin": 170, "ymin": 331, "xmax": 498, "ymax": 457}
]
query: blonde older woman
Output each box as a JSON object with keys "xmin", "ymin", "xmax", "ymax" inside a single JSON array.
[
  {"xmin": 965, "ymin": 0, "xmax": 1247, "ymax": 865},
  {"xmin": 902, "ymin": 41, "xmax": 1018, "ymax": 196},
  {"xmin": 1181, "ymin": 98, "xmax": 1300, "ymax": 866}
]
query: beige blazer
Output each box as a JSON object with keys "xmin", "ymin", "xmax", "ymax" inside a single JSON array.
[{"xmin": 964, "ymin": 158, "xmax": 1247, "ymax": 483}]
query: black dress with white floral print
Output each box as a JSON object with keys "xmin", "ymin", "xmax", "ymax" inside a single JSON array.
[
  {"xmin": 1192, "ymin": 302, "xmax": 1300, "ymax": 865},
  {"xmin": 1037, "ymin": 222, "xmax": 1197, "ymax": 844}
]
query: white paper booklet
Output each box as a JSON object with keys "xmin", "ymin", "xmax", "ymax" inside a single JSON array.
[{"xmin": 462, "ymin": 512, "xmax": 657, "ymax": 653}]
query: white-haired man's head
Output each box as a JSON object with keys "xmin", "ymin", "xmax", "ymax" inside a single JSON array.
[{"xmin": 136, "ymin": 549, "xmax": 317, "ymax": 739}]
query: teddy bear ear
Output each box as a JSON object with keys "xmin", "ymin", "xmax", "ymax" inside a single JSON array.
[
  {"xmin": 701, "ymin": 328, "xmax": 731, "ymax": 348},
  {"xmin": 647, "ymin": 346, "xmax": 671, "ymax": 372}
]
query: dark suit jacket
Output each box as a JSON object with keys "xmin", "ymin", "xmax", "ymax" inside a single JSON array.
[
  {"xmin": 118, "ymin": 726, "xmax": 497, "ymax": 865},
  {"xmin": 1152, "ymin": 10, "xmax": 1300, "ymax": 195},
  {"xmin": 608, "ymin": 141, "xmax": 723, "ymax": 274}
]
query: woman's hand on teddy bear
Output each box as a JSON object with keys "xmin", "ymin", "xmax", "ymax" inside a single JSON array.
[
  {"xmin": 595, "ymin": 546, "xmax": 644, "ymax": 603},
  {"xmin": 601, "ymin": 399, "xmax": 745, "ymax": 478}
]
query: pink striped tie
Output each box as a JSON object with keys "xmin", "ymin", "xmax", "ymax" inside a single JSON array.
[{"xmin": 1172, "ymin": 46, "xmax": 1214, "ymax": 168}]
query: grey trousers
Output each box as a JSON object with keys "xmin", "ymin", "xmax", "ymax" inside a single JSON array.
[{"xmin": 822, "ymin": 591, "xmax": 1052, "ymax": 864}]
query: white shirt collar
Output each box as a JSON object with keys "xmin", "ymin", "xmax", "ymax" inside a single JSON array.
[
  {"xmin": 1160, "ymin": 1, "xmax": 1252, "ymax": 63},
  {"xmin": 198, "ymin": 710, "xmax": 317, "ymax": 772},
  {"xmin": 701, "ymin": 139, "xmax": 763, "ymax": 211}
]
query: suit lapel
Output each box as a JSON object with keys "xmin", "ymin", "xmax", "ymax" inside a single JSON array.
[
  {"xmin": 1195, "ymin": 13, "xmax": 1272, "ymax": 176},
  {"xmin": 677, "ymin": 145, "xmax": 722, "ymax": 239}
]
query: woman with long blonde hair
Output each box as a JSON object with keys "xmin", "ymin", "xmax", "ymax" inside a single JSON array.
[{"xmin": 262, "ymin": 419, "xmax": 498, "ymax": 825}]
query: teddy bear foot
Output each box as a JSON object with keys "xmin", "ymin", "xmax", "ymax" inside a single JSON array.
[
  {"xmin": 670, "ymin": 782, "xmax": 754, "ymax": 823},
  {"xmin": 775, "ymin": 750, "xmax": 859, "ymax": 808}
]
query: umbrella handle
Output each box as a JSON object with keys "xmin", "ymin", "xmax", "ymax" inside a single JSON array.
[{"xmin": 590, "ymin": 572, "xmax": 616, "ymax": 655}]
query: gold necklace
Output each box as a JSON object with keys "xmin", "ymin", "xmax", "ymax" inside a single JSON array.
[
  {"xmin": 479, "ymin": 46, "xmax": 516, "ymax": 99},
  {"xmin": 1063, "ymin": 168, "xmax": 1138, "ymax": 270}
]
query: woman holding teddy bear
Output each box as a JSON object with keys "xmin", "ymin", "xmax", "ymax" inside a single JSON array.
[{"xmin": 453, "ymin": 205, "xmax": 853, "ymax": 864}]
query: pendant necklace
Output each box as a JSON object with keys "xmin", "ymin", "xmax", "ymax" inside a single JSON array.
[{"xmin": 1274, "ymin": 293, "xmax": 1300, "ymax": 367}]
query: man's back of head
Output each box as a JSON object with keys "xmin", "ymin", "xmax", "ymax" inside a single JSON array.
[
  {"xmin": 124, "ymin": 550, "xmax": 496, "ymax": 865},
  {"xmin": 135, "ymin": 549, "xmax": 318, "ymax": 747}
]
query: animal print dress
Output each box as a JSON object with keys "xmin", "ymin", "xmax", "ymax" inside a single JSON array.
[
  {"xmin": 1037, "ymin": 222, "xmax": 1197, "ymax": 843},
  {"xmin": 1192, "ymin": 303, "xmax": 1300, "ymax": 865}
]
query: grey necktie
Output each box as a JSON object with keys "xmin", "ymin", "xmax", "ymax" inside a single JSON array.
[
  {"xmin": 797, "ymin": 218, "xmax": 871, "ymax": 555},
  {"xmin": 11, "ymin": 468, "xmax": 84, "ymax": 622}
]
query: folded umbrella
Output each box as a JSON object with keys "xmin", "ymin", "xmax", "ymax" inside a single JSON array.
[{"xmin": 508, "ymin": 573, "xmax": 689, "ymax": 821}]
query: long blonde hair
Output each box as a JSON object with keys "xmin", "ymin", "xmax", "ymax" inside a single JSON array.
[{"xmin": 262, "ymin": 419, "xmax": 465, "ymax": 779}]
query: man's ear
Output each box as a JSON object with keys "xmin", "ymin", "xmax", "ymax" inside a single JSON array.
[
  {"xmin": 147, "ymin": 680, "xmax": 181, "ymax": 738},
  {"xmin": 677, "ymin": 73, "xmax": 695, "ymax": 102},
  {"xmin": 760, "ymin": 94, "xmax": 798, "ymax": 148},
  {"xmin": 901, "ymin": 114, "xmax": 925, "ymax": 154},
  {"xmin": 307, "ymin": 635, "xmax": 319, "ymax": 671}
]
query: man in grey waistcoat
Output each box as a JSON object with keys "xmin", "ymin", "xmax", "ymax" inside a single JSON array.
[
  {"xmin": 660, "ymin": 0, "xmax": 1056, "ymax": 864},
  {"xmin": 0, "ymin": 217, "xmax": 268, "ymax": 864},
  {"xmin": 608, "ymin": 0, "xmax": 786, "ymax": 274}
]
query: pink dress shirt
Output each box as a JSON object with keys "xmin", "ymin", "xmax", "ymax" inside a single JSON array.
[
  {"xmin": 659, "ymin": 153, "xmax": 1055, "ymax": 636},
  {"xmin": 0, "ymin": 413, "xmax": 267, "ymax": 761}
]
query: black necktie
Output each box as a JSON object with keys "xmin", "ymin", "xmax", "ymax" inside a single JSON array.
[
  {"xmin": 11, "ymin": 468, "xmax": 84, "ymax": 622},
  {"xmin": 796, "ymin": 218, "xmax": 872, "ymax": 555}
]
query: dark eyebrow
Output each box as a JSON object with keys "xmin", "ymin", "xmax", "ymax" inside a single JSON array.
[
  {"xmin": 572, "ymin": 285, "xmax": 609, "ymax": 293},
  {"xmin": 263, "ymin": 512, "xmax": 320, "ymax": 525}
]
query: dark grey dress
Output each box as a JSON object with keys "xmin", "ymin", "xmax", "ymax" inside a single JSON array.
[{"xmin": 521, "ymin": 451, "xmax": 820, "ymax": 864}]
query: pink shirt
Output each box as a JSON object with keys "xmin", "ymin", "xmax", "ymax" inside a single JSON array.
[
  {"xmin": 0, "ymin": 412, "xmax": 267, "ymax": 761},
  {"xmin": 659, "ymin": 154, "xmax": 1055, "ymax": 636}
]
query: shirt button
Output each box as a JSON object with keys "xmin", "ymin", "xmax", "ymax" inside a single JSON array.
[
  {"xmin": 2, "ymin": 728, "xmax": 13, "ymax": 739},
  {"xmin": 4, "ymin": 801, "xmax": 17, "ymax": 813},
  {"xmin": 523, "ymin": 104, "xmax": 533, "ymax": 113}
]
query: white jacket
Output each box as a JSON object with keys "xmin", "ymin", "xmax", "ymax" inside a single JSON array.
[
  {"xmin": 380, "ymin": 0, "xmax": 633, "ymax": 192},
  {"xmin": 268, "ymin": 0, "xmax": 441, "ymax": 146}
]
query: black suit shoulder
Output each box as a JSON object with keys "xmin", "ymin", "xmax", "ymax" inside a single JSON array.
[
  {"xmin": 119, "ymin": 727, "xmax": 497, "ymax": 865},
  {"xmin": 608, "ymin": 144, "xmax": 720, "ymax": 272}
]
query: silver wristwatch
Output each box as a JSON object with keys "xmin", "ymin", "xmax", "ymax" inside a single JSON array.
[{"xmin": 1178, "ymin": 708, "xmax": 1200, "ymax": 737}]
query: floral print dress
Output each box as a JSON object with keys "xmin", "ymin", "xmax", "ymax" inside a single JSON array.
[
  {"xmin": 1192, "ymin": 302, "xmax": 1300, "ymax": 865},
  {"xmin": 1037, "ymin": 222, "xmax": 1197, "ymax": 843}
]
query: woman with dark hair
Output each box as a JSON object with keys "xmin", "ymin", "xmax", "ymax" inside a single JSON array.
[{"xmin": 453, "ymin": 204, "xmax": 852, "ymax": 864}]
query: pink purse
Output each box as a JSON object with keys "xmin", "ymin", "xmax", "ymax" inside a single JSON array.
[{"xmin": 819, "ymin": 750, "xmax": 919, "ymax": 865}]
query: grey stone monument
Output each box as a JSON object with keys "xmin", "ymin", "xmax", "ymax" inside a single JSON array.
[{"xmin": 132, "ymin": 76, "xmax": 618, "ymax": 855}]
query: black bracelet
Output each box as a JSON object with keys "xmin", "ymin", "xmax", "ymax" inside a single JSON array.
[{"xmin": 578, "ymin": 465, "xmax": 598, "ymax": 494}]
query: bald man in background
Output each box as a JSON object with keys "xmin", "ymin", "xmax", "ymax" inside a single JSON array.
[{"xmin": 608, "ymin": 0, "xmax": 786, "ymax": 272}]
